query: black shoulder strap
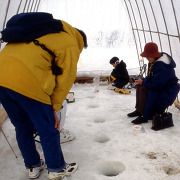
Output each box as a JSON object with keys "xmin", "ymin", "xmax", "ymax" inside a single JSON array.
[
  {"xmin": 33, "ymin": 40, "xmax": 55, "ymax": 58},
  {"xmin": 33, "ymin": 40, "xmax": 63, "ymax": 76}
]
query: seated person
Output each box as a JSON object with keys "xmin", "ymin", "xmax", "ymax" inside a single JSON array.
[
  {"xmin": 127, "ymin": 42, "xmax": 179, "ymax": 124},
  {"xmin": 108, "ymin": 57, "xmax": 129, "ymax": 89}
]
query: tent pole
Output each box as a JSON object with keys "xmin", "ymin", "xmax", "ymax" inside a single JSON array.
[
  {"xmin": 148, "ymin": 0, "xmax": 162, "ymax": 51},
  {"xmin": 23, "ymin": 0, "xmax": 29, "ymax": 13},
  {"xmin": 123, "ymin": 0, "xmax": 140, "ymax": 64},
  {"xmin": 158, "ymin": 0, "xmax": 172, "ymax": 56},
  {"xmin": 17, "ymin": 0, "xmax": 23, "ymax": 14},
  {"xmin": 0, "ymin": 0, "xmax": 11, "ymax": 50},
  {"xmin": 1, "ymin": 129, "xmax": 18, "ymax": 158},
  {"xmin": 170, "ymin": 0, "xmax": 180, "ymax": 43},
  {"xmin": 141, "ymin": 0, "xmax": 153, "ymax": 42},
  {"xmin": 35, "ymin": 0, "xmax": 41, "ymax": 12},
  {"xmin": 134, "ymin": 0, "xmax": 146, "ymax": 43},
  {"xmin": 127, "ymin": 0, "xmax": 144, "ymax": 75},
  {"xmin": 33, "ymin": 0, "xmax": 39, "ymax": 12}
]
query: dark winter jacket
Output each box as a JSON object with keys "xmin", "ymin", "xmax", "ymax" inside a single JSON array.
[
  {"xmin": 111, "ymin": 60, "xmax": 129, "ymax": 88},
  {"xmin": 1, "ymin": 12, "xmax": 63, "ymax": 43},
  {"xmin": 142, "ymin": 52, "xmax": 179, "ymax": 120}
]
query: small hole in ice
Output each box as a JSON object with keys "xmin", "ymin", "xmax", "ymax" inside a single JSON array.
[
  {"xmin": 94, "ymin": 135, "xmax": 110, "ymax": 143},
  {"xmin": 94, "ymin": 118, "xmax": 105, "ymax": 123},
  {"xmin": 97, "ymin": 161, "xmax": 125, "ymax": 177},
  {"xmin": 88, "ymin": 104, "xmax": 99, "ymax": 108}
]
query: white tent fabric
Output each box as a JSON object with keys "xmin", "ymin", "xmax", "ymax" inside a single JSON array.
[
  {"xmin": 0, "ymin": 0, "xmax": 179, "ymax": 99},
  {"xmin": 0, "ymin": 1, "xmax": 180, "ymax": 179}
]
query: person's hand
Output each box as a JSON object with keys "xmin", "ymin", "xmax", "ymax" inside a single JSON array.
[
  {"xmin": 53, "ymin": 111, "xmax": 60, "ymax": 130},
  {"xmin": 135, "ymin": 78, "xmax": 143, "ymax": 85}
]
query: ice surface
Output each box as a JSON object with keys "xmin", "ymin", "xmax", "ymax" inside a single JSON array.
[{"xmin": 1, "ymin": 83, "xmax": 180, "ymax": 180}]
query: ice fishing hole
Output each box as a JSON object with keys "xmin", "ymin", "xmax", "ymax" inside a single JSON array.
[
  {"xmin": 163, "ymin": 166, "xmax": 175, "ymax": 175},
  {"xmin": 94, "ymin": 135, "xmax": 110, "ymax": 143},
  {"xmin": 98, "ymin": 161, "xmax": 125, "ymax": 177},
  {"xmin": 94, "ymin": 118, "xmax": 105, "ymax": 123},
  {"xmin": 87, "ymin": 95, "xmax": 96, "ymax": 98},
  {"xmin": 88, "ymin": 103, "xmax": 99, "ymax": 108}
]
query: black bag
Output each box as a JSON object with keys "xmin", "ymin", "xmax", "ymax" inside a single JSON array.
[{"xmin": 151, "ymin": 112, "xmax": 174, "ymax": 131}]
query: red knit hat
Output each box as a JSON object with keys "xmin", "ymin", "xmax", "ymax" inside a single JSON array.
[{"xmin": 140, "ymin": 42, "xmax": 162, "ymax": 58}]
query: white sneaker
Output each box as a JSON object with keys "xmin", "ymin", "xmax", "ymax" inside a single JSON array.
[
  {"xmin": 28, "ymin": 159, "xmax": 45, "ymax": 179},
  {"xmin": 60, "ymin": 129, "xmax": 75, "ymax": 144},
  {"xmin": 48, "ymin": 162, "xmax": 78, "ymax": 180}
]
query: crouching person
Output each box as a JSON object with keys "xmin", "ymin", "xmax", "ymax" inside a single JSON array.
[
  {"xmin": 127, "ymin": 42, "xmax": 179, "ymax": 124},
  {"xmin": 108, "ymin": 57, "xmax": 129, "ymax": 90},
  {"xmin": 0, "ymin": 12, "xmax": 87, "ymax": 180}
]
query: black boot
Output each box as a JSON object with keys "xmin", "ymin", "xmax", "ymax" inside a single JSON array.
[
  {"xmin": 127, "ymin": 110, "xmax": 141, "ymax": 117},
  {"xmin": 131, "ymin": 116, "xmax": 148, "ymax": 124}
]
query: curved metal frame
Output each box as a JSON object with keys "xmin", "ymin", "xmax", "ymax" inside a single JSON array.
[
  {"xmin": 123, "ymin": 0, "xmax": 180, "ymax": 101},
  {"xmin": 2, "ymin": 0, "xmax": 11, "ymax": 30},
  {"xmin": 17, "ymin": 0, "xmax": 23, "ymax": 14},
  {"xmin": 171, "ymin": 0, "xmax": 180, "ymax": 42},
  {"xmin": 158, "ymin": 0, "xmax": 172, "ymax": 56},
  {"xmin": 123, "ymin": 0, "xmax": 140, "ymax": 61},
  {"xmin": 33, "ymin": 0, "xmax": 40, "ymax": 12},
  {"xmin": 147, "ymin": 0, "xmax": 162, "ymax": 51},
  {"xmin": 1, "ymin": 0, "xmax": 180, "ymax": 62},
  {"xmin": 126, "ymin": 0, "xmax": 145, "ymax": 74},
  {"xmin": 36, "ymin": 0, "xmax": 41, "ymax": 12},
  {"xmin": 127, "ymin": 0, "xmax": 143, "ymax": 54},
  {"xmin": 0, "ymin": 0, "xmax": 11, "ymax": 50},
  {"xmin": 0, "ymin": 0, "xmax": 42, "ymax": 50},
  {"xmin": 123, "ymin": 0, "xmax": 180, "ymax": 59},
  {"xmin": 26, "ymin": 0, "xmax": 32, "ymax": 12},
  {"xmin": 23, "ymin": 0, "xmax": 29, "ymax": 12},
  {"xmin": 134, "ymin": 0, "xmax": 146, "ymax": 43},
  {"xmin": 141, "ymin": 0, "xmax": 153, "ymax": 42}
]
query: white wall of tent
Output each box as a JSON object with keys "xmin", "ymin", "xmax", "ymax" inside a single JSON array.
[{"xmin": 0, "ymin": 0, "xmax": 179, "ymax": 103}]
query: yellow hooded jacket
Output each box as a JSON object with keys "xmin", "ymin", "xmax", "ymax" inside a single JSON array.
[{"xmin": 0, "ymin": 20, "xmax": 84, "ymax": 111}]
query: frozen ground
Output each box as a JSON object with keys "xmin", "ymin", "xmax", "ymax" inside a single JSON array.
[{"xmin": 0, "ymin": 82, "xmax": 180, "ymax": 180}]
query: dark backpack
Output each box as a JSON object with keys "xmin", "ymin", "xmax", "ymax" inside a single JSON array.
[{"xmin": 1, "ymin": 12, "xmax": 63, "ymax": 43}]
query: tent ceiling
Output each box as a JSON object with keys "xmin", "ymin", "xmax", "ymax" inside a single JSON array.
[{"xmin": 0, "ymin": 0, "xmax": 180, "ymax": 78}]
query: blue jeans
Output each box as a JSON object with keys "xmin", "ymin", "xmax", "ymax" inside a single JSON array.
[{"xmin": 0, "ymin": 86, "xmax": 66, "ymax": 172}]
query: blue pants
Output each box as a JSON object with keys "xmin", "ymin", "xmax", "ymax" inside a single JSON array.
[{"xmin": 0, "ymin": 86, "xmax": 66, "ymax": 172}]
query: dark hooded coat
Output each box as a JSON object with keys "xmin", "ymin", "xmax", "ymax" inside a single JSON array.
[
  {"xmin": 142, "ymin": 52, "xmax": 179, "ymax": 120},
  {"xmin": 111, "ymin": 60, "xmax": 129, "ymax": 88}
]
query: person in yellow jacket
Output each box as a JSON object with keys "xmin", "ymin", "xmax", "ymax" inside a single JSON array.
[{"xmin": 0, "ymin": 12, "xmax": 87, "ymax": 180}]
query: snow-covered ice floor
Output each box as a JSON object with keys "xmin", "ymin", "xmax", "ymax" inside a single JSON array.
[{"xmin": 0, "ymin": 82, "xmax": 180, "ymax": 180}]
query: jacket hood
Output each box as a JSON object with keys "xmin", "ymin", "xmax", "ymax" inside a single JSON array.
[
  {"xmin": 156, "ymin": 52, "xmax": 176, "ymax": 68},
  {"xmin": 118, "ymin": 60, "xmax": 126, "ymax": 68},
  {"xmin": 1, "ymin": 12, "xmax": 63, "ymax": 43}
]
